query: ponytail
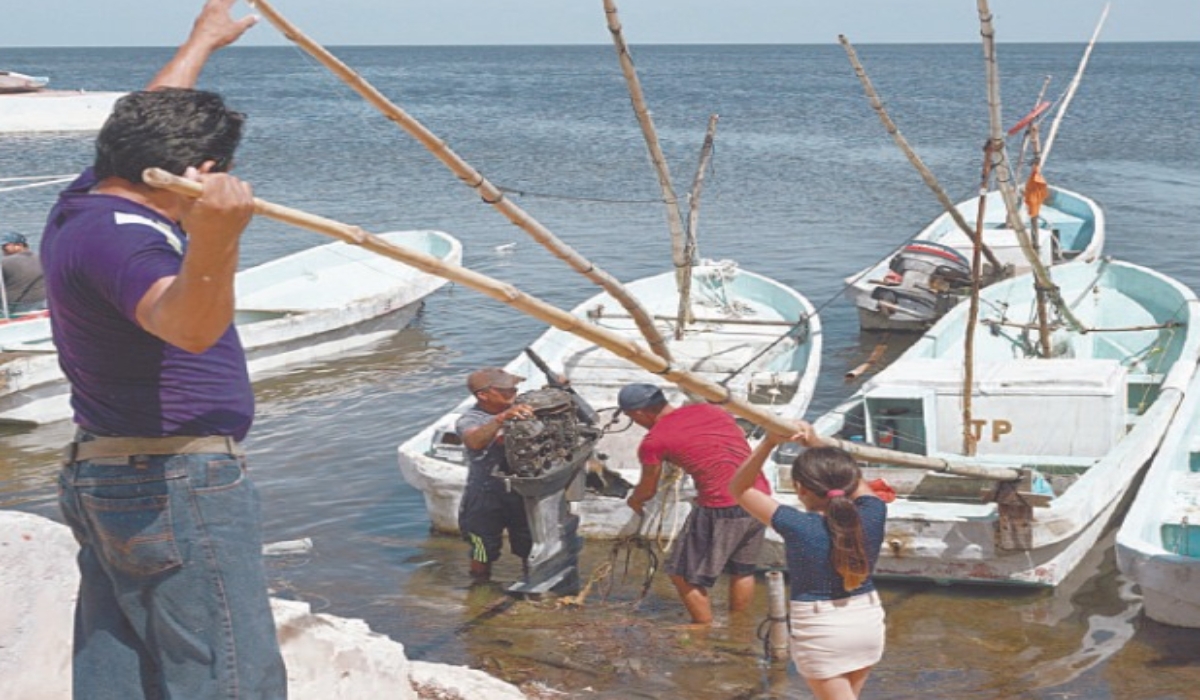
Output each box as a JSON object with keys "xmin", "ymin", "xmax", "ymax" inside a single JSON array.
[
  {"xmin": 826, "ymin": 491, "xmax": 870, "ymax": 590},
  {"xmin": 792, "ymin": 447, "xmax": 870, "ymax": 591}
]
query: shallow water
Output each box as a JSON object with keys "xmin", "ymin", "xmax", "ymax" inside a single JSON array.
[{"xmin": 3, "ymin": 42, "xmax": 1199, "ymax": 697}]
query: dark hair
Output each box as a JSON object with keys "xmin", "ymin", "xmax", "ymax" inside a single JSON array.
[
  {"xmin": 94, "ymin": 88, "xmax": 245, "ymax": 184},
  {"xmin": 792, "ymin": 447, "xmax": 869, "ymax": 591}
]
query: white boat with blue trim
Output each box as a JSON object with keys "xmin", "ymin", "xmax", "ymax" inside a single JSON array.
[
  {"xmin": 792, "ymin": 258, "xmax": 1200, "ymax": 586},
  {"xmin": 397, "ymin": 261, "xmax": 822, "ymax": 539},
  {"xmin": 844, "ymin": 186, "xmax": 1105, "ymax": 332},
  {"xmin": 0, "ymin": 229, "xmax": 461, "ymax": 425},
  {"xmin": 1115, "ymin": 356, "xmax": 1200, "ymax": 627}
]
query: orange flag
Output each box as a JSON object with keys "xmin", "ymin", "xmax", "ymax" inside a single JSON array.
[{"xmin": 1025, "ymin": 164, "xmax": 1049, "ymax": 219}]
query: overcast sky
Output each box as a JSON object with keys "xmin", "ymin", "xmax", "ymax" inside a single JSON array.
[{"xmin": 1, "ymin": 1, "xmax": 1196, "ymax": 48}]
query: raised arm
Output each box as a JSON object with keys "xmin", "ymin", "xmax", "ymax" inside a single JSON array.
[
  {"xmin": 147, "ymin": 0, "xmax": 258, "ymax": 90},
  {"xmin": 731, "ymin": 434, "xmax": 784, "ymax": 526},
  {"xmin": 135, "ymin": 165, "xmax": 253, "ymax": 352},
  {"xmin": 732, "ymin": 421, "xmax": 819, "ymax": 525}
]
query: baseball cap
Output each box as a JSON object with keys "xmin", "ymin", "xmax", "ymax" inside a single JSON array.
[
  {"xmin": 467, "ymin": 367, "xmax": 524, "ymax": 394},
  {"xmin": 1, "ymin": 232, "xmax": 27, "ymax": 246},
  {"xmin": 617, "ymin": 383, "xmax": 666, "ymax": 412}
]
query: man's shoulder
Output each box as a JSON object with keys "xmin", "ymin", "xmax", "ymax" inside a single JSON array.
[
  {"xmin": 456, "ymin": 405, "xmax": 492, "ymax": 432},
  {"xmin": 665, "ymin": 402, "xmax": 738, "ymax": 428}
]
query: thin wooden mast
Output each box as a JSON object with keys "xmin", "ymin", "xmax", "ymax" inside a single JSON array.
[
  {"xmin": 839, "ymin": 35, "xmax": 1004, "ymax": 275},
  {"xmin": 248, "ymin": 0, "xmax": 672, "ymax": 362},
  {"xmin": 144, "ymin": 167, "xmax": 1020, "ymax": 484},
  {"xmin": 961, "ymin": 142, "xmax": 997, "ymax": 456},
  {"xmin": 676, "ymin": 114, "xmax": 719, "ymax": 337},
  {"xmin": 1043, "ymin": 2, "xmax": 1110, "ymax": 167},
  {"xmin": 977, "ymin": 0, "xmax": 1085, "ymax": 335},
  {"xmin": 602, "ymin": 0, "xmax": 690, "ymax": 296}
]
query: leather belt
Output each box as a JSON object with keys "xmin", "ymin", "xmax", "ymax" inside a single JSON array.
[{"xmin": 63, "ymin": 435, "xmax": 242, "ymax": 465}]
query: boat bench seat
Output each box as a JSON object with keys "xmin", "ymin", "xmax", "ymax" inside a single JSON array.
[
  {"xmin": 1036, "ymin": 210, "xmax": 1089, "ymax": 252},
  {"xmin": 1125, "ymin": 372, "xmax": 1164, "ymax": 385}
]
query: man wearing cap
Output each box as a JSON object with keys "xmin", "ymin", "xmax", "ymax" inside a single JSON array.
[
  {"xmin": 456, "ymin": 367, "xmax": 537, "ymax": 582},
  {"xmin": 1, "ymin": 232, "xmax": 46, "ymax": 314},
  {"xmin": 620, "ymin": 382, "xmax": 772, "ymax": 624}
]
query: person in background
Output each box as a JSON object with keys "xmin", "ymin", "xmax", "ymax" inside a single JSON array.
[
  {"xmin": 620, "ymin": 382, "xmax": 771, "ymax": 625},
  {"xmin": 41, "ymin": 2, "xmax": 286, "ymax": 699},
  {"xmin": 731, "ymin": 422, "xmax": 887, "ymax": 700},
  {"xmin": 456, "ymin": 366, "xmax": 536, "ymax": 582},
  {"xmin": 1, "ymin": 231, "xmax": 46, "ymax": 314}
]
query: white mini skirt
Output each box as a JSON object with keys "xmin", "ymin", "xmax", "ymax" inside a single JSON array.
[{"xmin": 788, "ymin": 590, "xmax": 886, "ymax": 679}]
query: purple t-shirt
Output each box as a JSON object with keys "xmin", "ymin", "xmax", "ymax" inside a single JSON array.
[{"xmin": 40, "ymin": 169, "xmax": 253, "ymax": 440}]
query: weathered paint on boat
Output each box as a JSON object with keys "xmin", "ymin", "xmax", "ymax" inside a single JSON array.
[
  {"xmin": 397, "ymin": 261, "xmax": 821, "ymax": 538},
  {"xmin": 1115, "ymin": 357, "xmax": 1200, "ymax": 626},
  {"xmin": 0, "ymin": 229, "xmax": 461, "ymax": 425},
  {"xmin": 844, "ymin": 186, "xmax": 1105, "ymax": 332},
  {"xmin": 802, "ymin": 258, "xmax": 1200, "ymax": 586}
]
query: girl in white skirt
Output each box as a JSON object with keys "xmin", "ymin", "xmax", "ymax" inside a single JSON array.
[{"xmin": 731, "ymin": 422, "xmax": 887, "ymax": 700}]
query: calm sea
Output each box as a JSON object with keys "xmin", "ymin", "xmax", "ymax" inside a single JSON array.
[{"xmin": 2, "ymin": 42, "xmax": 1198, "ymax": 698}]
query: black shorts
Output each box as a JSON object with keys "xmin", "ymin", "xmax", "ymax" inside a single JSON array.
[
  {"xmin": 666, "ymin": 504, "xmax": 765, "ymax": 588},
  {"xmin": 458, "ymin": 487, "xmax": 532, "ymax": 564}
]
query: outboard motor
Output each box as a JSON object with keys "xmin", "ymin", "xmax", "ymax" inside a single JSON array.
[
  {"xmin": 498, "ymin": 386, "xmax": 601, "ymax": 596},
  {"xmin": 872, "ymin": 242, "xmax": 972, "ymax": 326}
]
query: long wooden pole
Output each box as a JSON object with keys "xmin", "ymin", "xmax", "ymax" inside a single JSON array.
[
  {"xmin": 144, "ymin": 167, "xmax": 1019, "ymax": 483},
  {"xmin": 602, "ymin": 0, "xmax": 690, "ymax": 296},
  {"xmin": 962, "ymin": 142, "xmax": 995, "ymax": 456},
  {"xmin": 977, "ymin": 0, "xmax": 1086, "ymax": 335},
  {"xmin": 1042, "ymin": 2, "xmax": 1110, "ymax": 166},
  {"xmin": 247, "ymin": 0, "xmax": 672, "ymax": 364},
  {"xmin": 675, "ymin": 114, "xmax": 719, "ymax": 337},
  {"xmin": 839, "ymin": 35, "xmax": 1004, "ymax": 274},
  {"xmin": 1028, "ymin": 126, "xmax": 1054, "ymax": 358}
]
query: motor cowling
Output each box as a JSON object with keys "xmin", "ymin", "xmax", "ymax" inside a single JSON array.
[
  {"xmin": 502, "ymin": 387, "xmax": 599, "ymax": 478},
  {"xmin": 888, "ymin": 241, "xmax": 972, "ymax": 288},
  {"xmin": 874, "ymin": 242, "xmax": 972, "ymax": 324}
]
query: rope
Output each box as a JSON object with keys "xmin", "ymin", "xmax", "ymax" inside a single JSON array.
[
  {"xmin": 495, "ymin": 185, "xmax": 665, "ymax": 205},
  {"xmin": 0, "ymin": 176, "xmax": 75, "ymax": 194},
  {"xmin": 0, "ymin": 174, "xmax": 77, "ymax": 183}
]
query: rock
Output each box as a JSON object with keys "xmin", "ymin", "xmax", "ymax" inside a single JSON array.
[
  {"xmin": 0, "ymin": 510, "xmax": 77, "ymax": 699},
  {"xmin": 0, "ymin": 510, "xmax": 526, "ymax": 699}
]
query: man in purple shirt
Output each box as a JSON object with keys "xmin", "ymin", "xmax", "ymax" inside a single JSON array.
[{"xmin": 44, "ymin": 2, "xmax": 287, "ymax": 698}]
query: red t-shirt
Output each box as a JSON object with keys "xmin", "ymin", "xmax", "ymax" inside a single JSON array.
[{"xmin": 638, "ymin": 403, "xmax": 771, "ymax": 508}]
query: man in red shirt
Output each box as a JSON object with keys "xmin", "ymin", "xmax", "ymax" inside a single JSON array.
[{"xmin": 621, "ymin": 383, "xmax": 772, "ymax": 624}]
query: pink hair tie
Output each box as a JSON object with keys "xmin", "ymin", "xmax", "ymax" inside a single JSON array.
[{"xmin": 826, "ymin": 489, "xmax": 845, "ymax": 498}]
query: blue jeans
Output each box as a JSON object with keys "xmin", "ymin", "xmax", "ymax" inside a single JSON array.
[{"xmin": 58, "ymin": 451, "xmax": 287, "ymax": 700}]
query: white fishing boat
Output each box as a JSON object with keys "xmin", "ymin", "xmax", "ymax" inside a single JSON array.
[
  {"xmin": 844, "ymin": 186, "xmax": 1105, "ymax": 331},
  {"xmin": 785, "ymin": 258, "xmax": 1200, "ymax": 587},
  {"xmin": 0, "ymin": 229, "xmax": 462, "ymax": 425},
  {"xmin": 397, "ymin": 261, "xmax": 822, "ymax": 538},
  {"xmin": 1114, "ymin": 357, "xmax": 1200, "ymax": 627},
  {"xmin": 0, "ymin": 71, "xmax": 124, "ymax": 133}
]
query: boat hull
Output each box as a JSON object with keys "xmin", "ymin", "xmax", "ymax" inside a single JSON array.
[
  {"xmin": 0, "ymin": 90, "xmax": 125, "ymax": 133},
  {"xmin": 1115, "ymin": 359, "xmax": 1200, "ymax": 626},
  {"xmin": 0, "ymin": 230, "xmax": 461, "ymax": 425},
  {"xmin": 819, "ymin": 259, "xmax": 1200, "ymax": 586}
]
